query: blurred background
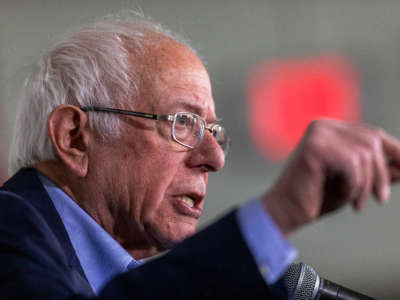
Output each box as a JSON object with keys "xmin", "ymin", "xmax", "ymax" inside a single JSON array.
[{"xmin": 1, "ymin": 1, "xmax": 400, "ymax": 298}]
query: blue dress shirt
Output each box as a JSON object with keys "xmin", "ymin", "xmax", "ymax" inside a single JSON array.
[
  {"xmin": 39, "ymin": 174, "xmax": 296, "ymax": 294},
  {"xmin": 237, "ymin": 197, "xmax": 298, "ymax": 284},
  {"xmin": 39, "ymin": 174, "xmax": 142, "ymax": 294}
]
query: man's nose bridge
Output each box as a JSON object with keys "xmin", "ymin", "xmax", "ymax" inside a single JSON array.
[
  {"xmin": 203, "ymin": 127, "xmax": 217, "ymax": 145},
  {"xmin": 204, "ymin": 123, "xmax": 216, "ymax": 137},
  {"xmin": 204, "ymin": 127, "xmax": 213, "ymax": 136}
]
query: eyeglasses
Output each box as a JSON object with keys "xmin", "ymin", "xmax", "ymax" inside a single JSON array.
[{"xmin": 81, "ymin": 106, "xmax": 230, "ymax": 156}]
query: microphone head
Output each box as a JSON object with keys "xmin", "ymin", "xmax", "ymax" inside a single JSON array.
[{"xmin": 284, "ymin": 262, "xmax": 320, "ymax": 300}]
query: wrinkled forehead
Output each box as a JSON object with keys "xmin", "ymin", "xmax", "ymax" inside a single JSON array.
[{"xmin": 131, "ymin": 35, "xmax": 216, "ymax": 120}]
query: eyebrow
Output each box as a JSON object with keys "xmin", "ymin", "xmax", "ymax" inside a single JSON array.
[{"xmin": 163, "ymin": 100, "xmax": 219, "ymax": 123}]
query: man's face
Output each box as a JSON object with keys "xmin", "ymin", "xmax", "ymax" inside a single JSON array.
[{"xmin": 90, "ymin": 39, "xmax": 225, "ymax": 257}]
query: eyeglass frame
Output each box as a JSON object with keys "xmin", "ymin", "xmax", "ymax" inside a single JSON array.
[{"xmin": 80, "ymin": 106, "xmax": 230, "ymax": 156}]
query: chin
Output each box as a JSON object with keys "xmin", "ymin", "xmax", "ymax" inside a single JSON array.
[{"xmin": 154, "ymin": 223, "xmax": 197, "ymax": 249}]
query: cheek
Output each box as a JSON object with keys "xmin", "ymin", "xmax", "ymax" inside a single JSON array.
[
  {"xmin": 138, "ymin": 160, "xmax": 198, "ymax": 248},
  {"xmin": 133, "ymin": 151, "xmax": 182, "ymax": 217},
  {"xmin": 116, "ymin": 130, "xmax": 194, "ymax": 245}
]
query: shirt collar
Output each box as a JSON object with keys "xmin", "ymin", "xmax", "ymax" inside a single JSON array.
[{"xmin": 38, "ymin": 173, "xmax": 142, "ymax": 294}]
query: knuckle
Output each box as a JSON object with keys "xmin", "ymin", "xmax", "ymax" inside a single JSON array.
[
  {"xmin": 307, "ymin": 119, "xmax": 332, "ymax": 134},
  {"xmin": 370, "ymin": 126, "xmax": 386, "ymax": 137},
  {"xmin": 304, "ymin": 120, "xmax": 332, "ymax": 149},
  {"xmin": 365, "ymin": 125, "xmax": 387, "ymax": 146},
  {"xmin": 367, "ymin": 135, "xmax": 382, "ymax": 152},
  {"xmin": 360, "ymin": 148, "xmax": 373, "ymax": 162}
]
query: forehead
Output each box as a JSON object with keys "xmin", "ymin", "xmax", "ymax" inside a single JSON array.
[{"xmin": 135, "ymin": 37, "xmax": 216, "ymax": 120}]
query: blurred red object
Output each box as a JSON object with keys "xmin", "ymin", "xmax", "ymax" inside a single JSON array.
[{"xmin": 247, "ymin": 55, "xmax": 360, "ymax": 161}]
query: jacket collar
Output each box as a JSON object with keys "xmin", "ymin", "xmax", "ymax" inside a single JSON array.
[{"xmin": 3, "ymin": 168, "xmax": 92, "ymax": 290}]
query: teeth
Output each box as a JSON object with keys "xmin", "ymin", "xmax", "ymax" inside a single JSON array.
[{"xmin": 179, "ymin": 196, "xmax": 194, "ymax": 208}]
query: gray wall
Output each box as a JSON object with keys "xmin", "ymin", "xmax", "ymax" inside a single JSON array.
[{"xmin": 1, "ymin": 1, "xmax": 400, "ymax": 298}]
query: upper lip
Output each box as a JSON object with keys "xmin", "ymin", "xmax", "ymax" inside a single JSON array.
[{"xmin": 170, "ymin": 178, "xmax": 206, "ymax": 209}]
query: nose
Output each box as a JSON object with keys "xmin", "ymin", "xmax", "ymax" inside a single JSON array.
[{"xmin": 187, "ymin": 130, "xmax": 226, "ymax": 172}]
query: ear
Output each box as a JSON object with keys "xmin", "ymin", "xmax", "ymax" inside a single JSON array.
[{"xmin": 47, "ymin": 105, "xmax": 90, "ymax": 178}]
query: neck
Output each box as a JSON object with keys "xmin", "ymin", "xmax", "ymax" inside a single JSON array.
[
  {"xmin": 34, "ymin": 161, "xmax": 163, "ymax": 260},
  {"xmin": 35, "ymin": 161, "xmax": 77, "ymax": 202}
]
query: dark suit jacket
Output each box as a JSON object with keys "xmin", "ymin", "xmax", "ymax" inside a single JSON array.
[{"xmin": 0, "ymin": 168, "xmax": 285, "ymax": 299}]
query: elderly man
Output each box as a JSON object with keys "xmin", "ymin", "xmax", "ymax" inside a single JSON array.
[{"xmin": 1, "ymin": 15, "xmax": 399, "ymax": 299}]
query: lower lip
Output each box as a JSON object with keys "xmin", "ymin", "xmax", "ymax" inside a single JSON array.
[{"xmin": 172, "ymin": 198, "xmax": 202, "ymax": 219}]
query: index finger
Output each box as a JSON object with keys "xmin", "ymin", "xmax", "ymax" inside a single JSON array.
[{"xmin": 380, "ymin": 130, "xmax": 400, "ymax": 167}]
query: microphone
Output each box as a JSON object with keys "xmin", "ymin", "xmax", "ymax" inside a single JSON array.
[{"xmin": 284, "ymin": 262, "xmax": 376, "ymax": 300}]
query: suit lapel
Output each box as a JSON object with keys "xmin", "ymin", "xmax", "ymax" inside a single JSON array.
[{"xmin": 3, "ymin": 168, "xmax": 93, "ymax": 293}]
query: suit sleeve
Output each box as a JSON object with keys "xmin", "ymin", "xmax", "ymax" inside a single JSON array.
[
  {"xmin": 0, "ymin": 191, "xmax": 284, "ymax": 300},
  {"xmin": 100, "ymin": 210, "xmax": 284, "ymax": 299}
]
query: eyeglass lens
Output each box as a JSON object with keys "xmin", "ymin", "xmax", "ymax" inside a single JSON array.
[
  {"xmin": 173, "ymin": 113, "xmax": 203, "ymax": 148},
  {"xmin": 173, "ymin": 113, "xmax": 229, "ymax": 155}
]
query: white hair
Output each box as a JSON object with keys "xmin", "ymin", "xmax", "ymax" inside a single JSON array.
[{"xmin": 8, "ymin": 14, "xmax": 195, "ymax": 175}]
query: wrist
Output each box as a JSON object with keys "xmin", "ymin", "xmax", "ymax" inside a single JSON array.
[{"xmin": 261, "ymin": 189, "xmax": 305, "ymax": 237}]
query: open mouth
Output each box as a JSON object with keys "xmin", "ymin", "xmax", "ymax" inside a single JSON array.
[
  {"xmin": 172, "ymin": 194, "xmax": 203, "ymax": 219},
  {"xmin": 178, "ymin": 195, "xmax": 195, "ymax": 208}
]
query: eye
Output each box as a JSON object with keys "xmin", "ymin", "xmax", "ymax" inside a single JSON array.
[
  {"xmin": 175, "ymin": 113, "xmax": 197, "ymax": 129},
  {"xmin": 176, "ymin": 115, "xmax": 188, "ymax": 127}
]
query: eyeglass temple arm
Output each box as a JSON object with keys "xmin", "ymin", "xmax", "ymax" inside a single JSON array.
[{"xmin": 81, "ymin": 106, "xmax": 172, "ymax": 121}]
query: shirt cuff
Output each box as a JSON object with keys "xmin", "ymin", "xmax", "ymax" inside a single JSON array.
[{"xmin": 236, "ymin": 197, "xmax": 298, "ymax": 284}]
